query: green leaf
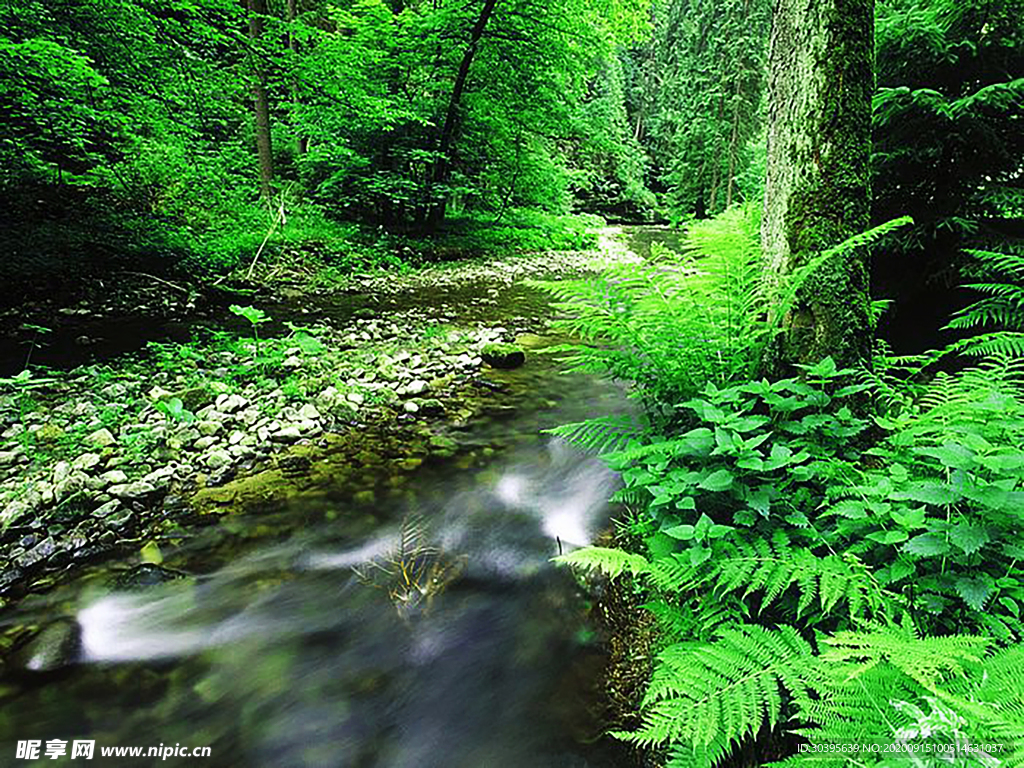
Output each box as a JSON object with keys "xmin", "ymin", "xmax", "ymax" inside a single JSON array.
[
  {"xmin": 665, "ymin": 524, "xmax": 696, "ymax": 540},
  {"xmin": 140, "ymin": 541, "xmax": 163, "ymax": 565},
  {"xmin": 999, "ymin": 597, "xmax": 1020, "ymax": 618},
  {"xmin": 955, "ymin": 577, "xmax": 992, "ymax": 611},
  {"xmin": 698, "ymin": 468, "xmax": 734, "ymax": 491},
  {"xmin": 867, "ymin": 529, "xmax": 909, "ymax": 545},
  {"xmin": 903, "ymin": 533, "xmax": 950, "ymax": 557},
  {"xmin": 949, "ymin": 522, "xmax": 989, "ymax": 555},
  {"xmin": 826, "ymin": 499, "xmax": 868, "ymax": 519},
  {"xmin": 708, "ymin": 524, "xmax": 734, "ymax": 539},
  {"xmin": 891, "ymin": 480, "xmax": 959, "ymax": 506},
  {"xmin": 914, "ymin": 443, "xmax": 977, "ymax": 470},
  {"xmin": 891, "ymin": 505, "xmax": 926, "ymax": 529},
  {"xmin": 689, "ymin": 545, "xmax": 711, "ymax": 566}
]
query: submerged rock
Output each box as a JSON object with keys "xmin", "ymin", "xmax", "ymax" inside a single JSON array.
[
  {"xmin": 15, "ymin": 618, "xmax": 82, "ymax": 672},
  {"xmin": 108, "ymin": 563, "xmax": 188, "ymax": 591},
  {"xmin": 480, "ymin": 342, "xmax": 525, "ymax": 369}
]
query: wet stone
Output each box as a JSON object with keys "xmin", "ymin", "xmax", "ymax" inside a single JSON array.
[
  {"xmin": 109, "ymin": 563, "xmax": 188, "ymax": 591},
  {"xmin": 16, "ymin": 619, "xmax": 82, "ymax": 672}
]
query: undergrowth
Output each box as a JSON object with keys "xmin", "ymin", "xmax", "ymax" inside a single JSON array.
[{"xmin": 541, "ymin": 204, "xmax": 1024, "ymax": 767}]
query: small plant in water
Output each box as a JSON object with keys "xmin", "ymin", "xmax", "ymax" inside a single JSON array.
[
  {"xmin": 230, "ymin": 304, "xmax": 270, "ymax": 371},
  {"xmin": 20, "ymin": 323, "xmax": 52, "ymax": 369}
]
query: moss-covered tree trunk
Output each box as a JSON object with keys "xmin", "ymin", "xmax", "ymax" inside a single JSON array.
[{"xmin": 761, "ymin": 0, "xmax": 874, "ymax": 374}]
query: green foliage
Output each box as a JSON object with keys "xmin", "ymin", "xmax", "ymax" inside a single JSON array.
[
  {"xmin": 872, "ymin": 0, "xmax": 1024, "ymax": 353},
  {"xmin": 944, "ymin": 249, "xmax": 1024, "ymax": 357},
  {"xmin": 623, "ymin": 0, "xmax": 772, "ymax": 219},
  {"xmin": 153, "ymin": 398, "xmax": 195, "ymax": 424},
  {"xmin": 546, "ymin": 208, "xmax": 1024, "ymax": 765},
  {"xmin": 619, "ymin": 624, "xmax": 813, "ymax": 763},
  {"xmin": 532, "ymin": 207, "xmax": 910, "ymax": 414}
]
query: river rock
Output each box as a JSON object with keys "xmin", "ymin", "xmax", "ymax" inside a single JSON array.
[
  {"xmin": 17, "ymin": 537, "xmax": 56, "ymax": 569},
  {"xmin": 238, "ymin": 408, "xmax": 260, "ymax": 426},
  {"xmin": 273, "ymin": 425, "xmax": 303, "ymax": 442},
  {"xmin": 99, "ymin": 469, "xmax": 129, "ymax": 486},
  {"xmin": 403, "ymin": 401, "xmax": 420, "ymax": 414},
  {"xmin": 54, "ymin": 472, "xmax": 88, "ymax": 502},
  {"xmin": 52, "ymin": 461, "xmax": 72, "ymax": 486},
  {"xmin": 194, "ymin": 436, "xmax": 218, "ymax": 451},
  {"xmin": 297, "ymin": 403, "xmax": 321, "ymax": 421},
  {"xmin": 197, "ymin": 420, "xmax": 223, "ymax": 437},
  {"xmin": 0, "ymin": 450, "xmax": 20, "ymax": 467},
  {"xmin": 109, "ymin": 563, "xmax": 187, "ymax": 591},
  {"xmin": 93, "ymin": 499, "xmax": 123, "ymax": 518},
  {"xmin": 176, "ymin": 386, "xmax": 211, "ymax": 411},
  {"xmin": 480, "ymin": 342, "xmax": 525, "ymax": 369},
  {"xmin": 346, "ymin": 391, "xmax": 365, "ymax": 406},
  {"xmin": 72, "ymin": 453, "xmax": 101, "ymax": 471},
  {"xmin": 16, "ymin": 619, "xmax": 82, "ymax": 672},
  {"xmin": 215, "ymin": 393, "xmax": 248, "ymax": 413},
  {"xmin": 86, "ymin": 428, "xmax": 117, "ymax": 448},
  {"xmin": 108, "ymin": 481, "xmax": 158, "ymax": 500},
  {"xmin": 205, "ymin": 449, "xmax": 232, "ymax": 469},
  {"xmin": 148, "ymin": 385, "xmax": 173, "ymax": 401},
  {"xmin": 405, "ymin": 379, "xmax": 429, "ymax": 396}
]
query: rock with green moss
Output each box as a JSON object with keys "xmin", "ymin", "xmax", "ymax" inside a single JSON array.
[{"xmin": 480, "ymin": 342, "xmax": 525, "ymax": 369}]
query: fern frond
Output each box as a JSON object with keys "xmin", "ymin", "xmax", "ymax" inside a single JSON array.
[
  {"xmin": 543, "ymin": 414, "xmax": 648, "ymax": 455},
  {"xmin": 553, "ymin": 546, "xmax": 650, "ymax": 579},
  {"xmin": 819, "ymin": 624, "xmax": 990, "ymax": 690},
  {"xmin": 616, "ymin": 624, "xmax": 813, "ymax": 761},
  {"xmin": 683, "ymin": 532, "xmax": 893, "ymax": 621}
]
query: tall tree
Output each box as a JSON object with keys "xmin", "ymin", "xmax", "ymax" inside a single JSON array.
[
  {"xmin": 247, "ymin": 0, "xmax": 274, "ymax": 202},
  {"xmin": 761, "ymin": 0, "xmax": 875, "ymax": 371},
  {"xmin": 424, "ymin": 0, "xmax": 500, "ymax": 229}
]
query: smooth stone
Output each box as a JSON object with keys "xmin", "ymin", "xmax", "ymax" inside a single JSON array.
[
  {"xmin": 86, "ymin": 428, "xmax": 117, "ymax": 447},
  {"xmin": 215, "ymin": 393, "xmax": 248, "ymax": 413},
  {"xmin": 194, "ymin": 436, "xmax": 218, "ymax": 450},
  {"xmin": 107, "ymin": 481, "xmax": 157, "ymax": 500},
  {"xmin": 297, "ymin": 403, "xmax": 321, "ymax": 421},
  {"xmin": 480, "ymin": 342, "xmax": 525, "ymax": 369},
  {"xmin": 206, "ymin": 450, "xmax": 232, "ymax": 469},
  {"xmin": 197, "ymin": 420, "xmax": 223, "ymax": 436},
  {"xmin": 72, "ymin": 452, "xmax": 102, "ymax": 471},
  {"xmin": 273, "ymin": 425, "xmax": 303, "ymax": 442},
  {"xmin": 16, "ymin": 619, "xmax": 81, "ymax": 672},
  {"xmin": 99, "ymin": 469, "xmax": 129, "ymax": 486},
  {"xmin": 403, "ymin": 401, "xmax": 420, "ymax": 414},
  {"xmin": 93, "ymin": 498, "xmax": 122, "ymax": 518}
]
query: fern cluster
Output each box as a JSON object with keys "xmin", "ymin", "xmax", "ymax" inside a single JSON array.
[{"xmin": 546, "ymin": 206, "xmax": 1024, "ymax": 766}]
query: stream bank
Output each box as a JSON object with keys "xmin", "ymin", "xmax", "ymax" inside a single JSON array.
[{"xmin": 0, "ymin": 227, "xmax": 667, "ymax": 767}]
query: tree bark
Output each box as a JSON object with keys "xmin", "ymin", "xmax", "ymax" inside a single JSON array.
[
  {"xmin": 287, "ymin": 0, "xmax": 308, "ymax": 156},
  {"xmin": 761, "ymin": 0, "xmax": 874, "ymax": 374},
  {"xmin": 248, "ymin": 0, "xmax": 274, "ymax": 203},
  {"xmin": 725, "ymin": 83, "xmax": 741, "ymax": 209},
  {"xmin": 424, "ymin": 0, "xmax": 500, "ymax": 230}
]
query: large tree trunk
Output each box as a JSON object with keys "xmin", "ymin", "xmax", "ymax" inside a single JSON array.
[
  {"xmin": 424, "ymin": 0, "xmax": 500, "ymax": 231},
  {"xmin": 761, "ymin": 0, "xmax": 874, "ymax": 374},
  {"xmin": 248, "ymin": 0, "xmax": 274, "ymax": 203}
]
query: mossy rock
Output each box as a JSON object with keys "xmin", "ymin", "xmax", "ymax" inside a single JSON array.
[
  {"xmin": 174, "ymin": 386, "xmax": 212, "ymax": 411},
  {"xmin": 480, "ymin": 342, "xmax": 526, "ymax": 370}
]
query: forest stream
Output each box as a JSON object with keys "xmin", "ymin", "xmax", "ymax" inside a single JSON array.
[{"xmin": 0, "ymin": 229, "xmax": 682, "ymax": 767}]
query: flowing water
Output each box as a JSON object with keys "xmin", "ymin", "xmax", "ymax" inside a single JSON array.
[{"xmin": 0, "ymin": 322, "xmax": 639, "ymax": 766}]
